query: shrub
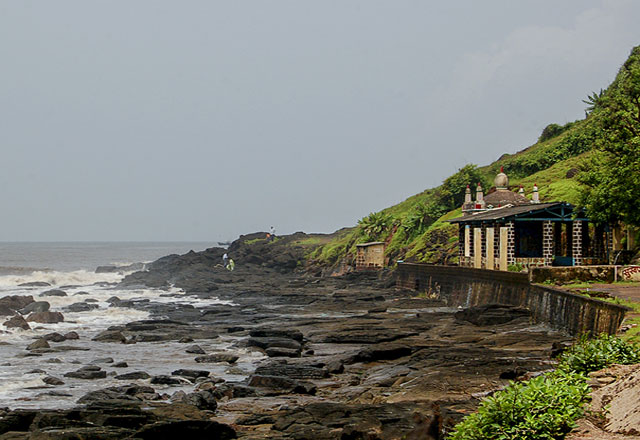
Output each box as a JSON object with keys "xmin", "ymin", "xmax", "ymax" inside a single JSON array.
[
  {"xmin": 448, "ymin": 370, "xmax": 589, "ymax": 440},
  {"xmin": 357, "ymin": 212, "xmax": 392, "ymax": 242},
  {"xmin": 448, "ymin": 334, "xmax": 640, "ymax": 440},
  {"xmin": 558, "ymin": 333, "xmax": 640, "ymax": 375}
]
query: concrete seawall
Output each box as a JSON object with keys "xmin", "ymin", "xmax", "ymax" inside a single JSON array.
[{"xmin": 396, "ymin": 263, "xmax": 627, "ymax": 336}]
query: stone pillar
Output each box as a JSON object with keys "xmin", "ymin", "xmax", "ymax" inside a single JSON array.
[
  {"xmin": 543, "ymin": 221, "xmax": 554, "ymax": 266},
  {"xmin": 480, "ymin": 225, "xmax": 487, "ymax": 267},
  {"xmin": 499, "ymin": 227, "xmax": 509, "ymax": 271},
  {"xmin": 572, "ymin": 221, "xmax": 583, "ymax": 266},
  {"xmin": 506, "ymin": 221, "xmax": 515, "ymax": 266},
  {"xmin": 464, "ymin": 226, "xmax": 472, "ymax": 267},
  {"xmin": 474, "ymin": 227, "xmax": 482, "ymax": 269},
  {"xmin": 459, "ymin": 225, "xmax": 465, "ymax": 263},
  {"xmin": 486, "ymin": 227, "xmax": 495, "ymax": 270}
]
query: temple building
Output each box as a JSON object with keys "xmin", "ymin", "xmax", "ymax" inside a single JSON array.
[{"xmin": 450, "ymin": 168, "xmax": 613, "ymax": 270}]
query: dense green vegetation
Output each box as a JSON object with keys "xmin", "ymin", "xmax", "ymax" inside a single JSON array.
[
  {"xmin": 579, "ymin": 46, "xmax": 640, "ymax": 227},
  {"xmin": 448, "ymin": 334, "xmax": 640, "ymax": 440},
  {"xmin": 309, "ymin": 45, "xmax": 640, "ymax": 269}
]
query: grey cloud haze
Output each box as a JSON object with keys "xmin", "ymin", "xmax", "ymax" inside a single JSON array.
[{"xmin": 1, "ymin": 0, "xmax": 639, "ymax": 241}]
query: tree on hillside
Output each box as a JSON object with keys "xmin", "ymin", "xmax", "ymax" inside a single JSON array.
[
  {"xmin": 579, "ymin": 46, "xmax": 640, "ymax": 226},
  {"xmin": 439, "ymin": 164, "xmax": 488, "ymax": 210},
  {"xmin": 582, "ymin": 88, "xmax": 604, "ymax": 116}
]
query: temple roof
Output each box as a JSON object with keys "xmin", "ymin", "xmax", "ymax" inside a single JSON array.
[
  {"xmin": 449, "ymin": 202, "xmax": 587, "ymax": 223},
  {"xmin": 483, "ymin": 189, "xmax": 530, "ymax": 207}
]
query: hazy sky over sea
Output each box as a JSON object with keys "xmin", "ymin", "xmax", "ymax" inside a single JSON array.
[{"xmin": 1, "ymin": 1, "xmax": 639, "ymax": 242}]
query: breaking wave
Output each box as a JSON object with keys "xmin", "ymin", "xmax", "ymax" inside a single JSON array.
[{"xmin": 0, "ymin": 269, "xmax": 128, "ymax": 289}]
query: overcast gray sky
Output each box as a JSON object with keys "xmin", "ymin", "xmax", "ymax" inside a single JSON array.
[{"xmin": 1, "ymin": 1, "xmax": 639, "ymax": 242}]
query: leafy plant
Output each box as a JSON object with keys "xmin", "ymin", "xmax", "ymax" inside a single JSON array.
[
  {"xmin": 448, "ymin": 334, "xmax": 640, "ymax": 440},
  {"xmin": 538, "ymin": 122, "xmax": 575, "ymax": 143},
  {"xmin": 401, "ymin": 202, "xmax": 443, "ymax": 238},
  {"xmin": 579, "ymin": 46, "xmax": 640, "ymax": 226},
  {"xmin": 357, "ymin": 212, "xmax": 392, "ymax": 242},
  {"xmin": 558, "ymin": 333, "xmax": 640, "ymax": 374},
  {"xmin": 448, "ymin": 370, "xmax": 589, "ymax": 440},
  {"xmin": 582, "ymin": 89, "xmax": 605, "ymax": 115}
]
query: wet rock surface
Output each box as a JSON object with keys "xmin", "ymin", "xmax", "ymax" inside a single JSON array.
[{"xmin": 0, "ymin": 235, "xmax": 573, "ymax": 439}]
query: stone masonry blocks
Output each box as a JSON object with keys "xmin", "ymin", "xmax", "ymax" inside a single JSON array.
[
  {"xmin": 572, "ymin": 221, "xmax": 583, "ymax": 266},
  {"xmin": 543, "ymin": 221, "xmax": 554, "ymax": 266},
  {"xmin": 506, "ymin": 221, "xmax": 515, "ymax": 266}
]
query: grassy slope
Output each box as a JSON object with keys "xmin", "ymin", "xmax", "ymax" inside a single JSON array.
[{"xmin": 309, "ymin": 124, "xmax": 594, "ymax": 267}]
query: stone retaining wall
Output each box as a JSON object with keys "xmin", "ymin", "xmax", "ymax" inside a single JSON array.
[
  {"xmin": 397, "ymin": 263, "xmax": 627, "ymax": 336},
  {"xmin": 529, "ymin": 266, "xmax": 616, "ymax": 284}
]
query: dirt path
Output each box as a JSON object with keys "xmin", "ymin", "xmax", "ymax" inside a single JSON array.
[
  {"xmin": 590, "ymin": 282, "xmax": 640, "ymax": 302},
  {"xmin": 567, "ymin": 363, "xmax": 640, "ymax": 440}
]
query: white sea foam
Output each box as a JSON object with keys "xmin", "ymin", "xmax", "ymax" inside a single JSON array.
[
  {"xmin": 0, "ymin": 253, "xmax": 242, "ymax": 409},
  {"xmin": 0, "ymin": 269, "xmax": 126, "ymax": 289}
]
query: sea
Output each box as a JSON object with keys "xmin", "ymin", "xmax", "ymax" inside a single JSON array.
[{"xmin": 0, "ymin": 242, "xmax": 259, "ymax": 409}]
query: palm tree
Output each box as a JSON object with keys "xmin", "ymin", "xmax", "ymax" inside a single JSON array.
[{"xmin": 582, "ymin": 89, "xmax": 604, "ymax": 115}]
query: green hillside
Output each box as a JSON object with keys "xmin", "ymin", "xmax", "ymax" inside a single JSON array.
[{"xmin": 309, "ymin": 46, "xmax": 640, "ymax": 269}]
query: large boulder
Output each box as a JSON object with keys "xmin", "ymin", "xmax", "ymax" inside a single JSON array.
[
  {"xmin": 247, "ymin": 337, "xmax": 302, "ymax": 351},
  {"xmin": 265, "ymin": 347, "xmax": 301, "ymax": 358},
  {"xmin": 65, "ymin": 302, "xmax": 100, "ymax": 312},
  {"xmin": 92, "ymin": 330, "xmax": 126, "ymax": 343},
  {"xmin": 115, "ymin": 372, "xmax": 151, "ymax": 380},
  {"xmin": 194, "ymin": 354, "xmax": 238, "ymax": 364},
  {"xmin": 64, "ymin": 366, "xmax": 107, "ymax": 380},
  {"xmin": 3, "ymin": 315, "xmax": 30, "ymax": 330},
  {"xmin": 180, "ymin": 390, "xmax": 218, "ymax": 411},
  {"xmin": 43, "ymin": 332, "xmax": 67, "ymax": 342},
  {"xmin": 27, "ymin": 339, "xmax": 50, "ymax": 350},
  {"xmin": 171, "ymin": 369, "xmax": 210, "ymax": 380},
  {"xmin": 0, "ymin": 295, "xmax": 35, "ymax": 312},
  {"xmin": 18, "ymin": 281, "xmax": 50, "ymax": 287},
  {"xmin": 40, "ymin": 289, "xmax": 67, "ymax": 297},
  {"xmin": 0, "ymin": 305, "xmax": 15, "ymax": 316},
  {"xmin": 26, "ymin": 311, "xmax": 64, "ymax": 324},
  {"xmin": 248, "ymin": 375, "xmax": 316, "ymax": 395},
  {"xmin": 19, "ymin": 301, "xmax": 50, "ymax": 314},
  {"xmin": 77, "ymin": 384, "xmax": 157, "ymax": 404},
  {"xmin": 150, "ymin": 375, "xmax": 183, "ymax": 386}
]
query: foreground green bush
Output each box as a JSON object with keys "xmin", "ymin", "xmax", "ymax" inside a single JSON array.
[
  {"xmin": 448, "ymin": 370, "xmax": 589, "ymax": 440},
  {"xmin": 448, "ymin": 334, "xmax": 640, "ymax": 440}
]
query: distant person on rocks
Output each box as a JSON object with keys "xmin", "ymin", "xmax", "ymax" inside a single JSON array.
[
  {"xmin": 227, "ymin": 259, "xmax": 235, "ymax": 271},
  {"xmin": 222, "ymin": 253, "xmax": 229, "ymax": 268},
  {"xmin": 268, "ymin": 226, "xmax": 276, "ymax": 242}
]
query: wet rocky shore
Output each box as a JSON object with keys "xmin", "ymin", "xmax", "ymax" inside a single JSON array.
[{"xmin": 0, "ymin": 233, "xmax": 573, "ymax": 439}]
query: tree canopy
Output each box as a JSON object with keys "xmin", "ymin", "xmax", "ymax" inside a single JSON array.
[{"xmin": 579, "ymin": 46, "xmax": 640, "ymax": 226}]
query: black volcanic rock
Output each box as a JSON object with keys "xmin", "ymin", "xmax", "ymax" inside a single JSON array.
[
  {"xmin": 19, "ymin": 301, "xmax": 50, "ymax": 314},
  {"xmin": 3, "ymin": 315, "xmax": 30, "ymax": 330},
  {"xmin": 0, "ymin": 295, "xmax": 35, "ymax": 312},
  {"xmin": 40, "ymin": 289, "xmax": 67, "ymax": 297}
]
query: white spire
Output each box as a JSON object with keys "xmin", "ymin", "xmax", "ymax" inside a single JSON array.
[{"xmin": 532, "ymin": 183, "xmax": 539, "ymax": 204}]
